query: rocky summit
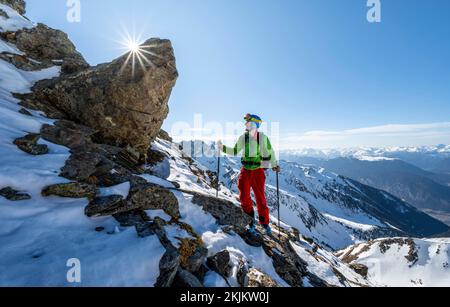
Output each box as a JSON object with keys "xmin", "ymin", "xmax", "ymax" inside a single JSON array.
[{"xmin": 21, "ymin": 38, "xmax": 178, "ymax": 162}]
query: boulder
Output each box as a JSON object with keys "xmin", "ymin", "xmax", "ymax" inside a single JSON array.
[
  {"xmin": 0, "ymin": 187, "xmax": 31, "ymax": 201},
  {"xmin": 42, "ymin": 182, "xmax": 97, "ymax": 199},
  {"xmin": 13, "ymin": 133, "xmax": 48, "ymax": 155},
  {"xmin": 23, "ymin": 38, "xmax": 178, "ymax": 161}
]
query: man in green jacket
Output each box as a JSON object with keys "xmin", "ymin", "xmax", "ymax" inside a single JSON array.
[{"xmin": 218, "ymin": 114, "xmax": 280, "ymax": 235}]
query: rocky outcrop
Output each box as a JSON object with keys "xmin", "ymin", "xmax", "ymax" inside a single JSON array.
[
  {"xmin": 191, "ymin": 193, "xmax": 253, "ymax": 235},
  {"xmin": 21, "ymin": 38, "xmax": 178, "ymax": 161},
  {"xmin": 0, "ymin": 0, "xmax": 25, "ymax": 15},
  {"xmin": 13, "ymin": 133, "xmax": 48, "ymax": 155},
  {"xmin": 2, "ymin": 23, "xmax": 89, "ymax": 73}
]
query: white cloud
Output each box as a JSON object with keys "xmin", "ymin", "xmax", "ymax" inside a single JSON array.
[{"xmin": 280, "ymin": 122, "xmax": 450, "ymax": 150}]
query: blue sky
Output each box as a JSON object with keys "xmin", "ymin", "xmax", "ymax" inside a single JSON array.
[{"xmin": 26, "ymin": 0, "xmax": 450, "ymax": 149}]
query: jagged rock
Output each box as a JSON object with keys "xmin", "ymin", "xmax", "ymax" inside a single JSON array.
[
  {"xmin": 60, "ymin": 151, "xmax": 103, "ymax": 182},
  {"xmin": 40, "ymin": 120, "xmax": 96, "ymax": 150},
  {"xmin": 260, "ymin": 234, "xmax": 307, "ymax": 287},
  {"xmin": 42, "ymin": 182, "xmax": 97, "ymax": 199},
  {"xmin": 247, "ymin": 268, "xmax": 279, "ymax": 288},
  {"xmin": 128, "ymin": 177, "xmax": 180, "ymax": 219},
  {"xmin": 270, "ymin": 251, "xmax": 303, "ymax": 287},
  {"xmin": 6, "ymin": 23, "xmax": 88, "ymax": 74},
  {"xmin": 207, "ymin": 250, "xmax": 232, "ymax": 279},
  {"xmin": 349, "ymin": 263, "xmax": 369, "ymax": 278},
  {"xmin": 85, "ymin": 195, "xmax": 126, "ymax": 217},
  {"xmin": 113, "ymin": 210, "xmax": 149, "ymax": 227},
  {"xmin": 13, "ymin": 133, "xmax": 48, "ymax": 155},
  {"xmin": 0, "ymin": 187, "xmax": 31, "ymax": 201},
  {"xmin": 0, "ymin": 0, "xmax": 25, "ymax": 15},
  {"xmin": 23, "ymin": 38, "xmax": 178, "ymax": 161},
  {"xmin": 191, "ymin": 193, "xmax": 253, "ymax": 235},
  {"xmin": 173, "ymin": 268, "xmax": 203, "ymax": 288},
  {"xmin": 155, "ymin": 246, "xmax": 180, "ymax": 288}
]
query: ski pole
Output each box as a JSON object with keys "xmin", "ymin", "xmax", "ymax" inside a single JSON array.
[
  {"xmin": 276, "ymin": 169, "xmax": 281, "ymax": 239},
  {"xmin": 216, "ymin": 147, "xmax": 221, "ymax": 198}
]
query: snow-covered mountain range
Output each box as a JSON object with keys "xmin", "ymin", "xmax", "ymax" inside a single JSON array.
[{"xmin": 282, "ymin": 145, "xmax": 450, "ymax": 175}]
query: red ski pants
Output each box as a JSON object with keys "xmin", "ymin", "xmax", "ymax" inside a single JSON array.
[{"xmin": 238, "ymin": 168, "xmax": 270, "ymax": 226}]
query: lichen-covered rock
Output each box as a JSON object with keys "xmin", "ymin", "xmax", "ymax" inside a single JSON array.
[
  {"xmin": 42, "ymin": 182, "xmax": 97, "ymax": 199},
  {"xmin": 0, "ymin": 187, "xmax": 31, "ymax": 201},
  {"xmin": 23, "ymin": 38, "xmax": 178, "ymax": 161},
  {"xmin": 13, "ymin": 133, "xmax": 48, "ymax": 155},
  {"xmin": 0, "ymin": 0, "xmax": 25, "ymax": 15},
  {"xmin": 128, "ymin": 176, "xmax": 180, "ymax": 219}
]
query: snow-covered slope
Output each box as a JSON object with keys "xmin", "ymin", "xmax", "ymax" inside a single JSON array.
[
  {"xmin": 187, "ymin": 141, "xmax": 449, "ymax": 250},
  {"xmin": 337, "ymin": 238, "xmax": 450, "ymax": 287}
]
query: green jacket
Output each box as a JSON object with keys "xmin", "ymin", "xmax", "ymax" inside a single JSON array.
[{"xmin": 223, "ymin": 132, "xmax": 278, "ymax": 170}]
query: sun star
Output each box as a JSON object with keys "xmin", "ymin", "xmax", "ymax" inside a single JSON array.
[{"xmin": 115, "ymin": 25, "xmax": 160, "ymax": 77}]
